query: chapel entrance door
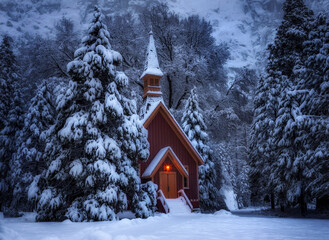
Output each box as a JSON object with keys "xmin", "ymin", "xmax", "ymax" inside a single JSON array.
[{"xmin": 159, "ymin": 172, "xmax": 177, "ymax": 198}]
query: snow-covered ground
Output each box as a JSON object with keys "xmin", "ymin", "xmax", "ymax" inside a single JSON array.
[
  {"xmin": 221, "ymin": 186, "xmax": 239, "ymax": 210},
  {"xmin": 1, "ymin": 211, "xmax": 329, "ymax": 240}
]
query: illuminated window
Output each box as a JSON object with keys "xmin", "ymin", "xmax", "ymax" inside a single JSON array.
[
  {"xmin": 184, "ymin": 165, "xmax": 189, "ymax": 189},
  {"xmin": 164, "ymin": 164, "xmax": 171, "ymax": 171}
]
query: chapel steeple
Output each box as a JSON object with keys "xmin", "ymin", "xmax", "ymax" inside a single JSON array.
[{"xmin": 141, "ymin": 30, "xmax": 163, "ymax": 100}]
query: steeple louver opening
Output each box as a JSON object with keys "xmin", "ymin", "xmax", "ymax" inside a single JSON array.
[{"xmin": 141, "ymin": 30, "xmax": 163, "ymax": 99}]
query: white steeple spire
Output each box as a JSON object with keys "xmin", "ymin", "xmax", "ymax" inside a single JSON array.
[{"xmin": 141, "ymin": 30, "xmax": 163, "ymax": 79}]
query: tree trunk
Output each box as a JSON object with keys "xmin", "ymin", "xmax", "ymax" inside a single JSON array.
[
  {"xmin": 316, "ymin": 196, "xmax": 329, "ymax": 211},
  {"xmin": 166, "ymin": 74, "xmax": 173, "ymax": 108},
  {"xmin": 300, "ymin": 182, "xmax": 307, "ymax": 216},
  {"xmin": 175, "ymin": 90, "xmax": 187, "ymax": 109},
  {"xmin": 280, "ymin": 204, "xmax": 285, "ymax": 212},
  {"xmin": 271, "ymin": 192, "xmax": 275, "ymax": 210}
]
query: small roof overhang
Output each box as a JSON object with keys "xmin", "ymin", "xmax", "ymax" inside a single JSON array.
[{"xmin": 142, "ymin": 147, "xmax": 188, "ymax": 179}]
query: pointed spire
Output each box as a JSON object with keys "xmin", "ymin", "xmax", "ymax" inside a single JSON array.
[
  {"xmin": 141, "ymin": 30, "xmax": 163, "ymax": 101},
  {"xmin": 141, "ymin": 30, "xmax": 163, "ymax": 79}
]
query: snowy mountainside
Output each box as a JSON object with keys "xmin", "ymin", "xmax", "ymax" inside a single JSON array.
[
  {"xmin": 166, "ymin": 0, "xmax": 263, "ymax": 83},
  {"xmin": 167, "ymin": 0, "xmax": 257, "ymax": 71},
  {"xmin": 166, "ymin": 0, "xmax": 327, "ymax": 79},
  {"xmin": 0, "ymin": 0, "xmax": 326, "ymax": 76},
  {"xmin": 0, "ymin": 0, "xmax": 84, "ymax": 37}
]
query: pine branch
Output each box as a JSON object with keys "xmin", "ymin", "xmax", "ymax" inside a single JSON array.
[{"xmin": 50, "ymin": 55, "xmax": 69, "ymax": 78}]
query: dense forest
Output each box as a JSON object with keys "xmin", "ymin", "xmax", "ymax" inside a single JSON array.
[{"xmin": 0, "ymin": 0, "xmax": 328, "ymax": 221}]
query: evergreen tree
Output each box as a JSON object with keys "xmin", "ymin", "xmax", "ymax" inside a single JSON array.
[
  {"xmin": 11, "ymin": 81, "xmax": 55, "ymax": 211},
  {"xmin": 0, "ymin": 35, "xmax": 25, "ymax": 216},
  {"xmin": 297, "ymin": 13, "xmax": 329, "ymax": 210},
  {"xmin": 271, "ymin": 78, "xmax": 308, "ymax": 214},
  {"xmin": 267, "ymin": 0, "xmax": 313, "ymax": 79},
  {"xmin": 0, "ymin": 36, "xmax": 12, "ymax": 131},
  {"xmin": 249, "ymin": 73, "xmax": 281, "ymax": 208},
  {"xmin": 181, "ymin": 88, "xmax": 225, "ymax": 212},
  {"xmin": 250, "ymin": 0, "xmax": 314, "ymax": 210},
  {"xmin": 34, "ymin": 7, "xmax": 154, "ymax": 222}
]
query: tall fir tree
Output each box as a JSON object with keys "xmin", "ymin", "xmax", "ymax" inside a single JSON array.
[
  {"xmin": 34, "ymin": 7, "xmax": 155, "ymax": 222},
  {"xmin": 0, "ymin": 36, "xmax": 12, "ymax": 131},
  {"xmin": 249, "ymin": 73, "xmax": 281, "ymax": 208},
  {"xmin": 181, "ymin": 88, "xmax": 226, "ymax": 212},
  {"xmin": 271, "ymin": 78, "xmax": 308, "ymax": 214},
  {"xmin": 297, "ymin": 13, "xmax": 329, "ymax": 210},
  {"xmin": 250, "ymin": 0, "xmax": 314, "ymax": 210},
  {"xmin": 267, "ymin": 0, "xmax": 313, "ymax": 80},
  {"xmin": 0, "ymin": 35, "xmax": 25, "ymax": 216},
  {"xmin": 11, "ymin": 81, "xmax": 56, "ymax": 211},
  {"xmin": 249, "ymin": 77, "xmax": 266, "ymax": 206}
]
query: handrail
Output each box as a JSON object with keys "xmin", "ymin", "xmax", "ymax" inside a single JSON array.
[
  {"xmin": 178, "ymin": 189, "xmax": 193, "ymax": 212},
  {"xmin": 157, "ymin": 190, "xmax": 170, "ymax": 213}
]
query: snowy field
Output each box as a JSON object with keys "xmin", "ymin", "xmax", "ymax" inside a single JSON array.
[{"xmin": 1, "ymin": 211, "xmax": 329, "ymax": 240}]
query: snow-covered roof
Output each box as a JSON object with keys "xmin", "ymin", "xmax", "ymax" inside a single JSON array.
[
  {"xmin": 142, "ymin": 147, "xmax": 188, "ymax": 178},
  {"xmin": 141, "ymin": 100, "xmax": 204, "ymax": 165},
  {"xmin": 146, "ymin": 90, "xmax": 162, "ymax": 95},
  {"xmin": 141, "ymin": 100, "xmax": 162, "ymax": 124},
  {"xmin": 140, "ymin": 30, "xmax": 163, "ymax": 79}
]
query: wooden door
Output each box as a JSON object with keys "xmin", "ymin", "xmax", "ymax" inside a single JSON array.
[
  {"xmin": 167, "ymin": 172, "xmax": 177, "ymax": 198},
  {"xmin": 159, "ymin": 172, "xmax": 167, "ymax": 197},
  {"xmin": 159, "ymin": 172, "xmax": 177, "ymax": 198}
]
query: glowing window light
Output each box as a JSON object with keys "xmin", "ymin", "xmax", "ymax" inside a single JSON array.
[{"xmin": 165, "ymin": 165, "xmax": 171, "ymax": 171}]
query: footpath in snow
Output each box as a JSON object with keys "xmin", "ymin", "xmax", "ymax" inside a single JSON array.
[{"xmin": 1, "ymin": 211, "xmax": 329, "ymax": 240}]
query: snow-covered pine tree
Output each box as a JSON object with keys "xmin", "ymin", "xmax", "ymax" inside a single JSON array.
[
  {"xmin": 269, "ymin": 12, "xmax": 327, "ymax": 214},
  {"xmin": 213, "ymin": 142, "xmax": 231, "ymax": 188},
  {"xmin": 235, "ymin": 153, "xmax": 251, "ymax": 208},
  {"xmin": 249, "ymin": 73, "xmax": 281, "ymax": 208},
  {"xmin": 35, "ymin": 7, "xmax": 154, "ymax": 222},
  {"xmin": 297, "ymin": 13, "xmax": 329, "ymax": 210},
  {"xmin": 0, "ymin": 35, "xmax": 25, "ymax": 216},
  {"xmin": 0, "ymin": 36, "xmax": 12, "ymax": 131},
  {"xmin": 250, "ymin": 0, "xmax": 314, "ymax": 210},
  {"xmin": 271, "ymin": 75, "xmax": 309, "ymax": 214},
  {"xmin": 11, "ymin": 81, "xmax": 55, "ymax": 211},
  {"xmin": 181, "ymin": 88, "xmax": 225, "ymax": 212},
  {"xmin": 267, "ymin": 0, "xmax": 313, "ymax": 80}
]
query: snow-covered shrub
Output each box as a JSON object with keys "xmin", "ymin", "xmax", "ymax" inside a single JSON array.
[{"xmin": 132, "ymin": 181, "xmax": 158, "ymax": 218}]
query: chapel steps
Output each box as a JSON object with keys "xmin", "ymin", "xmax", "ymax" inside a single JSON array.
[{"xmin": 157, "ymin": 189, "xmax": 195, "ymax": 214}]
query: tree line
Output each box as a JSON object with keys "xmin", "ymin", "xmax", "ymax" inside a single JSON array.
[{"xmin": 249, "ymin": 0, "xmax": 329, "ymax": 215}]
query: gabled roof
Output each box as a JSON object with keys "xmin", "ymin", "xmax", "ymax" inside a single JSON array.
[
  {"xmin": 141, "ymin": 30, "xmax": 163, "ymax": 79},
  {"xmin": 141, "ymin": 101, "xmax": 204, "ymax": 165},
  {"xmin": 142, "ymin": 147, "xmax": 188, "ymax": 178}
]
